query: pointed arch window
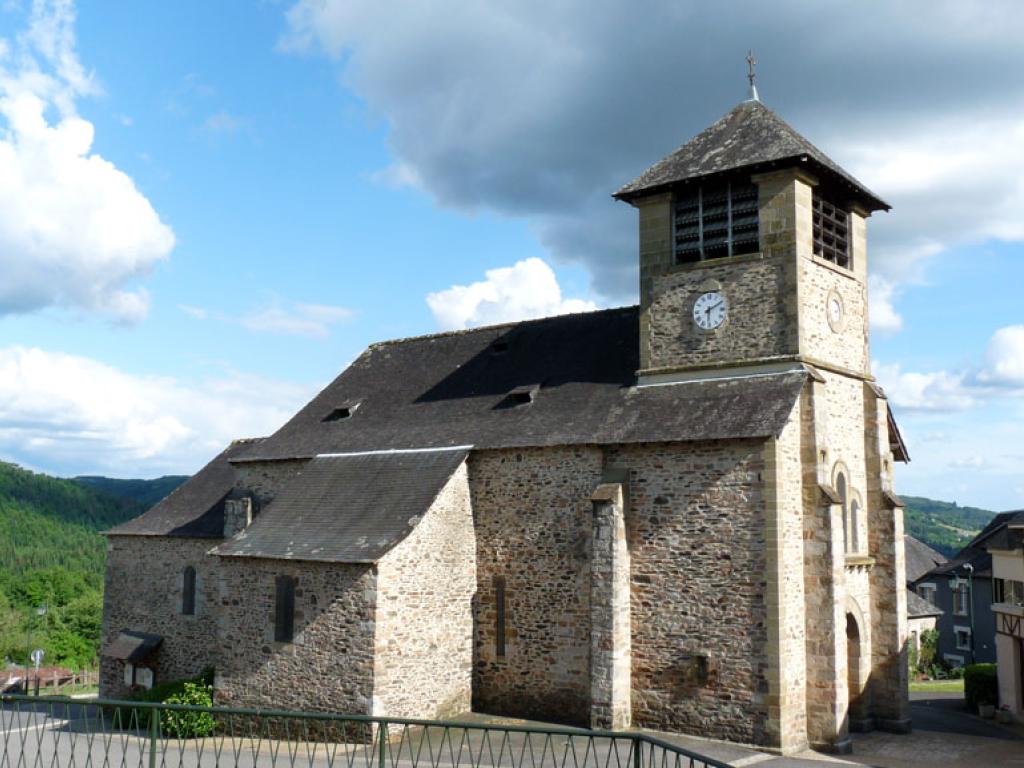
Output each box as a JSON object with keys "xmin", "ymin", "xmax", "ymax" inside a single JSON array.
[
  {"xmin": 836, "ymin": 472, "xmax": 849, "ymax": 553},
  {"xmin": 182, "ymin": 566, "xmax": 196, "ymax": 616}
]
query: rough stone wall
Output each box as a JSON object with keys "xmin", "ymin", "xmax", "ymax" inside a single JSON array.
[
  {"xmin": 100, "ymin": 537, "xmax": 220, "ymax": 697},
  {"xmin": 645, "ymin": 253, "xmax": 797, "ymax": 372},
  {"xmin": 762, "ymin": 400, "xmax": 809, "ymax": 751},
  {"xmin": 233, "ymin": 459, "xmax": 307, "ymax": 513},
  {"xmin": 800, "ymin": 379, "xmax": 848, "ymax": 749},
  {"xmin": 604, "ymin": 440, "xmax": 772, "ymax": 746},
  {"xmin": 863, "ymin": 386, "xmax": 909, "ymax": 728},
  {"xmin": 469, "ymin": 446, "xmax": 603, "ymax": 726},
  {"xmin": 798, "ymin": 256, "xmax": 869, "ymax": 376},
  {"xmin": 213, "ymin": 558, "xmax": 377, "ymax": 714},
  {"xmin": 374, "ymin": 462, "xmax": 476, "ymax": 719}
]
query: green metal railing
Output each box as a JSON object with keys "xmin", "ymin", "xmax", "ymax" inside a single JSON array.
[{"xmin": 1, "ymin": 694, "xmax": 733, "ymax": 768}]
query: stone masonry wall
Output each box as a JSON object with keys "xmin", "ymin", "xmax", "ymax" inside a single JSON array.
[
  {"xmin": 798, "ymin": 256, "xmax": 869, "ymax": 376},
  {"xmin": 604, "ymin": 440, "xmax": 772, "ymax": 745},
  {"xmin": 469, "ymin": 446, "xmax": 604, "ymax": 726},
  {"xmin": 645, "ymin": 253, "xmax": 798, "ymax": 372},
  {"xmin": 100, "ymin": 537, "xmax": 220, "ymax": 697},
  {"xmin": 213, "ymin": 557, "xmax": 377, "ymax": 714},
  {"xmin": 374, "ymin": 462, "xmax": 477, "ymax": 719}
]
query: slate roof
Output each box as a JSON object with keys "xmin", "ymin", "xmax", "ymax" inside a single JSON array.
[
  {"xmin": 232, "ymin": 307, "xmax": 809, "ymax": 464},
  {"xmin": 214, "ymin": 448, "xmax": 469, "ymax": 563},
  {"xmin": 921, "ymin": 512, "xmax": 1020, "ymax": 580},
  {"xmin": 106, "ymin": 439, "xmax": 264, "ymax": 538},
  {"xmin": 906, "ymin": 589, "xmax": 943, "ymax": 619},
  {"xmin": 101, "ymin": 630, "xmax": 163, "ymax": 663},
  {"xmin": 904, "ymin": 535, "xmax": 946, "ymax": 584},
  {"xmin": 972, "ymin": 510, "xmax": 1024, "ymax": 552},
  {"xmin": 614, "ymin": 99, "xmax": 889, "ymax": 212}
]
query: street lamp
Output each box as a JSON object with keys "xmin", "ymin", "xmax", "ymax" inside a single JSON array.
[{"xmin": 24, "ymin": 604, "xmax": 47, "ymax": 695}]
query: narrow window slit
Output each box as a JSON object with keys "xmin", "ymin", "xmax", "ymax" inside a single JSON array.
[{"xmin": 494, "ymin": 575, "xmax": 506, "ymax": 658}]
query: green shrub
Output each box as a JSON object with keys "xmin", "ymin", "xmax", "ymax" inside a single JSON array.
[
  {"xmin": 964, "ymin": 663, "xmax": 998, "ymax": 709},
  {"xmin": 160, "ymin": 681, "xmax": 215, "ymax": 738},
  {"xmin": 918, "ymin": 629, "xmax": 938, "ymax": 671},
  {"xmin": 103, "ymin": 668, "xmax": 214, "ymax": 731}
]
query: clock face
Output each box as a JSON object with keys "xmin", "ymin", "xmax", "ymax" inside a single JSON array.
[
  {"xmin": 827, "ymin": 292, "xmax": 844, "ymax": 331},
  {"xmin": 693, "ymin": 291, "xmax": 727, "ymax": 331}
]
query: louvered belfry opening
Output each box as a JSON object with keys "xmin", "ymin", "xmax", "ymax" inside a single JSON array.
[
  {"xmin": 812, "ymin": 191, "xmax": 851, "ymax": 268},
  {"xmin": 673, "ymin": 179, "xmax": 759, "ymax": 263}
]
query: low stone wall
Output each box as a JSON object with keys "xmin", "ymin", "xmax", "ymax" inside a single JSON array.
[{"xmin": 100, "ymin": 536, "xmax": 220, "ymax": 698}]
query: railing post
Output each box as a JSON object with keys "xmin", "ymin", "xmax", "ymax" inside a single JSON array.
[
  {"xmin": 633, "ymin": 736, "xmax": 642, "ymax": 768},
  {"xmin": 378, "ymin": 719, "xmax": 388, "ymax": 768},
  {"xmin": 148, "ymin": 707, "xmax": 159, "ymax": 768}
]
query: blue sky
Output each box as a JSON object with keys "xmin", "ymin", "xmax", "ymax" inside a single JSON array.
[{"xmin": 0, "ymin": 1, "xmax": 1022, "ymax": 512}]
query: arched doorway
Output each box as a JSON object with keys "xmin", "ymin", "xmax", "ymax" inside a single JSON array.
[{"xmin": 846, "ymin": 612, "xmax": 869, "ymax": 726}]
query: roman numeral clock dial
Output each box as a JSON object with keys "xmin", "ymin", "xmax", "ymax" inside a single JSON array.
[{"xmin": 693, "ymin": 291, "xmax": 727, "ymax": 331}]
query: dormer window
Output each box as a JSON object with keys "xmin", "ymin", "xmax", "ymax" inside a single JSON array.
[
  {"xmin": 508, "ymin": 385, "xmax": 538, "ymax": 405},
  {"xmin": 323, "ymin": 402, "xmax": 359, "ymax": 422},
  {"xmin": 812, "ymin": 191, "xmax": 850, "ymax": 269},
  {"xmin": 673, "ymin": 180, "xmax": 759, "ymax": 263}
]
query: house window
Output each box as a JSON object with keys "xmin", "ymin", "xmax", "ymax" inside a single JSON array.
[
  {"xmin": 182, "ymin": 566, "xmax": 196, "ymax": 616},
  {"xmin": 917, "ymin": 583, "xmax": 937, "ymax": 604},
  {"xmin": 812, "ymin": 191, "xmax": 851, "ymax": 269},
  {"xmin": 849, "ymin": 499, "xmax": 860, "ymax": 554},
  {"xmin": 275, "ymin": 575, "xmax": 296, "ymax": 643},
  {"xmin": 493, "ymin": 575, "xmax": 506, "ymax": 658},
  {"xmin": 953, "ymin": 582, "xmax": 970, "ymax": 616},
  {"xmin": 954, "ymin": 626, "xmax": 972, "ymax": 652},
  {"xmin": 994, "ymin": 578, "xmax": 1024, "ymax": 606},
  {"xmin": 836, "ymin": 471, "xmax": 849, "ymax": 553},
  {"xmin": 674, "ymin": 180, "xmax": 759, "ymax": 263}
]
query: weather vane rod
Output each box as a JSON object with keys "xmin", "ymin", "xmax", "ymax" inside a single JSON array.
[{"xmin": 746, "ymin": 50, "xmax": 760, "ymax": 102}]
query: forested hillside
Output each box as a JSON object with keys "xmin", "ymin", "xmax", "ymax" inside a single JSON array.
[
  {"xmin": 74, "ymin": 475, "xmax": 188, "ymax": 508},
  {"xmin": 0, "ymin": 463, "xmax": 175, "ymax": 670},
  {"xmin": 902, "ymin": 495, "xmax": 997, "ymax": 557}
]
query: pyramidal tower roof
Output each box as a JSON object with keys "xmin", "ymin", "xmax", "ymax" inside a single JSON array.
[{"xmin": 614, "ymin": 99, "xmax": 889, "ymax": 212}]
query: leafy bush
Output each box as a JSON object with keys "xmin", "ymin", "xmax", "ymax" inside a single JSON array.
[
  {"xmin": 964, "ymin": 663, "xmax": 998, "ymax": 709},
  {"xmin": 161, "ymin": 682, "xmax": 215, "ymax": 738},
  {"xmin": 918, "ymin": 629, "xmax": 938, "ymax": 671},
  {"xmin": 103, "ymin": 668, "xmax": 214, "ymax": 731}
]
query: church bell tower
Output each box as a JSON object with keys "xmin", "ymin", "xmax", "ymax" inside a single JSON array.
[{"xmin": 614, "ymin": 96, "xmax": 889, "ymax": 383}]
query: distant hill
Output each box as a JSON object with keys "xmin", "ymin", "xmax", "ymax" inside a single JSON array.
[
  {"xmin": 74, "ymin": 475, "xmax": 188, "ymax": 508},
  {"xmin": 902, "ymin": 495, "xmax": 997, "ymax": 557},
  {"xmin": 0, "ymin": 462, "xmax": 157, "ymax": 667}
]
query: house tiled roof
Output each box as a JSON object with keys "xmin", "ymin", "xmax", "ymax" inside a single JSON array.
[
  {"xmin": 922, "ymin": 511, "xmax": 1020, "ymax": 580},
  {"xmin": 904, "ymin": 535, "xmax": 946, "ymax": 584},
  {"xmin": 214, "ymin": 448, "xmax": 469, "ymax": 563},
  {"xmin": 614, "ymin": 99, "xmax": 889, "ymax": 212},
  {"xmin": 233, "ymin": 307, "xmax": 809, "ymax": 464},
  {"xmin": 106, "ymin": 439, "xmax": 264, "ymax": 538},
  {"xmin": 906, "ymin": 589, "xmax": 942, "ymax": 619}
]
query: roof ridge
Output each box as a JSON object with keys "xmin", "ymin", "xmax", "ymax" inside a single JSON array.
[{"xmin": 367, "ymin": 305, "xmax": 638, "ymax": 349}]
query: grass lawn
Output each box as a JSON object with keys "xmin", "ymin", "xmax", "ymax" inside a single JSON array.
[{"xmin": 910, "ymin": 678, "xmax": 965, "ymax": 693}]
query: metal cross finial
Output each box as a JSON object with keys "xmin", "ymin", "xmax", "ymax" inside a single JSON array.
[{"xmin": 746, "ymin": 50, "xmax": 760, "ymax": 102}]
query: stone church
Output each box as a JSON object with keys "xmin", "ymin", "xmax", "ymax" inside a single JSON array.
[{"xmin": 101, "ymin": 95, "xmax": 911, "ymax": 754}]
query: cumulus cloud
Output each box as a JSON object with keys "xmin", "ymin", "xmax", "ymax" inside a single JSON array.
[
  {"xmin": 978, "ymin": 325, "xmax": 1024, "ymax": 387},
  {"xmin": 868, "ymin": 276, "xmax": 903, "ymax": 335},
  {"xmin": 240, "ymin": 302, "xmax": 354, "ymax": 338},
  {"xmin": 874, "ymin": 362, "xmax": 976, "ymax": 414},
  {"xmin": 282, "ymin": 0, "xmax": 1024, "ymax": 306},
  {"xmin": 0, "ymin": 345, "xmax": 314, "ymax": 476},
  {"xmin": 0, "ymin": 0, "xmax": 174, "ymax": 322},
  {"xmin": 426, "ymin": 257, "xmax": 596, "ymax": 330}
]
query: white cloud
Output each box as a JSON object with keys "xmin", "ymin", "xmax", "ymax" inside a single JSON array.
[
  {"xmin": 868, "ymin": 276, "xmax": 903, "ymax": 335},
  {"xmin": 979, "ymin": 325, "xmax": 1024, "ymax": 387},
  {"xmin": 874, "ymin": 362, "xmax": 976, "ymax": 414},
  {"xmin": 240, "ymin": 302, "xmax": 353, "ymax": 338},
  {"xmin": 177, "ymin": 303, "xmax": 209, "ymax": 320},
  {"xmin": 0, "ymin": 0, "xmax": 174, "ymax": 321},
  {"xmin": 426, "ymin": 257, "xmax": 597, "ymax": 331},
  {"xmin": 0, "ymin": 345, "xmax": 314, "ymax": 476}
]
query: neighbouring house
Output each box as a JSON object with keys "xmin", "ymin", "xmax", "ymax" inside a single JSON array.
[
  {"xmin": 911, "ymin": 515, "xmax": 1023, "ymax": 667},
  {"xmin": 101, "ymin": 92, "xmax": 912, "ymax": 755},
  {"xmin": 904, "ymin": 536, "xmax": 945, "ymax": 658},
  {"xmin": 976, "ymin": 510, "xmax": 1024, "ymax": 719}
]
